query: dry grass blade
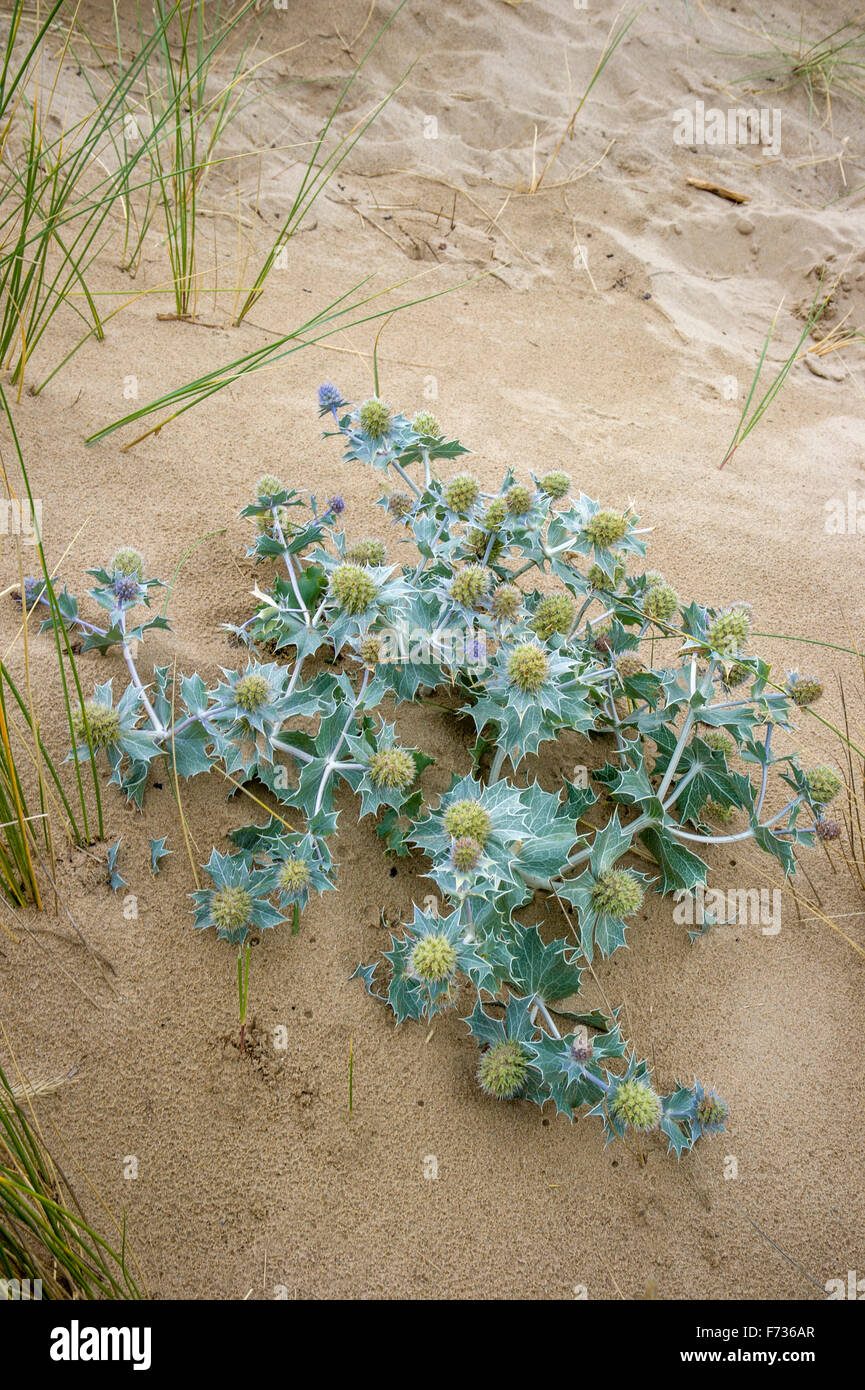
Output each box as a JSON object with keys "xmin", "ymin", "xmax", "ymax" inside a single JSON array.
[{"xmin": 529, "ymin": 5, "xmax": 642, "ymax": 193}]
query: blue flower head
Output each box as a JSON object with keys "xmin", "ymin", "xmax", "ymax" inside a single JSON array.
[{"xmin": 317, "ymin": 382, "xmax": 345, "ymax": 416}]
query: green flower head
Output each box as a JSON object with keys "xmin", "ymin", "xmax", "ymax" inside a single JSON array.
[
  {"xmin": 451, "ymin": 836, "xmax": 482, "ymax": 873},
  {"xmin": 358, "ymin": 634, "xmax": 382, "ymax": 667},
  {"xmin": 591, "ymin": 868, "xmax": 644, "ymax": 916},
  {"xmin": 706, "ymin": 604, "xmax": 752, "ymax": 658},
  {"xmin": 505, "ymin": 483, "xmax": 533, "ymax": 517},
  {"xmin": 805, "ymin": 764, "xmax": 842, "ymax": 806},
  {"xmin": 255, "ymin": 474, "xmax": 284, "ymax": 499},
  {"xmin": 410, "ymin": 933, "xmax": 457, "ymax": 982},
  {"xmin": 329, "ymin": 563, "xmax": 378, "ymax": 614},
  {"xmin": 695, "ymin": 1088, "xmax": 730, "ymax": 1132},
  {"xmin": 348, "ymin": 538, "xmax": 386, "ymax": 566},
  {"xmin": 467, "ymin": 528, "xmax": 505, "ymax": 564},
  {"xmin": 192, "ymin": 849, "xmax": 285, "ymax": 946},
  {"xmin": 72, "ymin": 700, "xmax": 120, "ymax": 750},
  {"xmin": 211, "ymin": 884, "xmax": 253, "ymax": 937},
  {"xmin": 412, "ymin": 410, "xmax": 441, "ymax": 437},
  {"xmin": 702, "ymin": 729, "xmax": 733, "ymax": 755},
  {"xmin": 585, "ymin": 509, "xmax": 628, "ymax": 549},
  {"xmin": 588, "ymin": 561, "xmax": 625, "ymax": 590},
  {"xmin": 611, "ymin": 1078, "xmax": 662, "ymax": 1132},
  {"xmin": 643, "ymin": 583, "xmax": 679, "ymax": 624},
  {"xmin": 235, "ymin": 671, "xmax": 271, "ymax": 712},
  {"xmin": 449, "ymin": 564, "xmax": 490, "ymax": 609},
  {"xmin": 477, "ymin": 1040, "xmax": 530, "ymax": 1099},
  {"xmin": 368, "ymin": 747, "xmax": 416, "ymax": 791},
  {"xmin": 443, "ymin": 798, "xmax": 491, "ymax": 847},
  {"xmin": 507, "ymin": 642, "xmax": 549, "ymax": 694},
  {"xmin": 725, "ymin": 661, "xmax": 751, "ymax": 688},
  {"xmin": 359, "ymin": 397, "xmax": 392, "ymax": 439},
  {"xmin": 641, "ymin": 570, "xmax": 665, "ymax": 590},
  {"xmin": 490, "ymin": 583, "xmax": 522, "ymax": 622},
  {"xmin": 531, "ymin": 593, "xmax": 574, "ymax": 641},
  {"xmin": 704, "ymin": 799, "xmax": 735, "ymax": 824},
  {"xmin": 445, "ymin": 473, "xmax": 481, "ymax": 514},
  {"xmin": 278, "ymin": 857, "xmax": 311, "ymax": 896},
  {"xmin": 111, "ymin": 547, "xmax": 144, "ymax": 580},
  {"xmin": 539, "ymin": 470, "xmax": 571, "ymax": 500},
  {"xmin": 482, "ymin": 497, "xmax": 508, "ymax": 530}
]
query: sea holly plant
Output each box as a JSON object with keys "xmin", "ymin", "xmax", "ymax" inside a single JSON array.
[{"xmin": 21, "ymin": 390, "xmax": 841, "ymax": 1148}]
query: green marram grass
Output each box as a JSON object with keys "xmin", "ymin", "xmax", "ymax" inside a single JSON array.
[{"xmin": 0, "ymin": 1062, "xmax": 143, "ymax": 1299}]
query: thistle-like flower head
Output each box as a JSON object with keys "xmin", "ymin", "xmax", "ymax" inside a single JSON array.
[
  {"xmin": 482, "ymin": 497, "xmax": 508, "ymax": 529},
  {"xmin": 410, "ymin": 933, "xmax": 457, "ymax": 982},
  {"xmin": 477, "ymin": 1040, "xmax": 530, "ymax": 1099},
  {"xmin": 467, "ymin": 528, "xmax": 505, "ymax": 564},
  {"xmin": 368, "ymin": 746, "xmax": 416, "ymax": 791},
  {"xmin": 412, "ymin": 410, "xmax": 441, "ymax": 437},
  {"xmin": 329, "ymin": 563, "xmax": 378, "ymax": 614},
  {"xmin": 531, "ymin": 593, "xmax": 574, "ymax": 641},
  {"xmin": 451, "ymin": 836, "xmax": 482, "ymax": 873},
  {"xmin": 588, "ymin": 561, "xmax": 625, "ymax": 589},
  {"xmin": 387, "ymin": 491, "xmax": 414, "ymax": 519},
  {"xmin": 278, "ymin": 857, "xmax": 311, "ymax": 897},
  {"xmin": 610, "ymin": 1078, "xmax": 662, "ymax": 1132},
  {"xmin": 695, "ymin": 1087, "xmax": 730, "ymax": 1133},
  {"xmin": 443, "ymin": 798, "xmax": 491, "ymax": 847},
  {"xmin": 358, "ymin": 634, "xmax": 383, "ymax": 667},
  {"xmin": 585, "ymin": 509, "xmax": 628, "ymax": 549},
  {"xmin": 704, "ymin": 799, "xmax": 735, "ymax": 824},
  {"xmin": 506, "ymin": 483, "xmax": 533, "ymax": 516},
  {"xmin": 641, "ymin": 570, "xmax": 665, "ymax": 590},
  {"xmin": 786, "ymin": 674, "xmax": 824, "ymax": 707},
  {"xmin": 449, "ymin": 564, "xmax": 489, "ymax": 609},
  {"xmin": 192, "ymin": 849, "xmax": 284, "ymax": 945},
  {"xmin": 615, "ymin": 651, "xmax": 644, "ymax": 679},
  {"xmin": 72, "ymin": 700, "xmax": 120, "ymax": 750},
  {"xmin": 255, "ymin": 474, "xmax": 284, "ymax": 499},
  {"xmin": 591, "ymin": 868, "xmax": 644, "ymax": 916},
  {"xmin": 539, "ymin": 470, "xmax": 571, "ymax": 500},
  {"xmin": 113, "ymin": 574, "xmax": 139, "ymax": 604},
  {"xmin": 111, "ymin": 547, "xmax": 144, "ymax": 580},
  {"xmin": 234, "ymin": 672, "xmax": 271, "ymax": 712},
  {"xmin": 725, "ymin": 661, "xmax": 751, "ymax": 688},
  {"xmin": 507, "ymin": 642, "xmax": 549, "ymax": 694},
  {"xmin": 318, "ymin": 382, "xmax": 344, "ymax": 413},
  {"xmin": 445, "ymin": 473, "xmax": 480, "ymax": 514},
  {"xmin": 702, "ymin": 729, "xmax": 733, "ymax": 755},
  {"xmin": 816, "ymin": 818, "xmax": 840, "ymax": 842},
  {"xmin": 805, "ymin": 764, "xmax": 842, "ymax": 806},
  {"xmin": 328, "ymin": 495, "xmax": 345, "ymax": 515},
  {"xmin": 490, "ymin": 584, "xmax": 522, "ymax": 622},
  {"xmin": 706, "ymin": 603, "xmax": 752, "ymax": 658},
  {"xmin": 348, "ymin": 538, "xmax": 386, "ymax": 567},
  {"xmin": 211, "ymin": 884, "xmax": 253, "ymax": 937},
  {"xmin": 643, "ymin": 583, "xmax": 679, "ymax": 624},
  {"xmin": 359, "ymin": 396, "xmax": 391, "ymax": 439}
]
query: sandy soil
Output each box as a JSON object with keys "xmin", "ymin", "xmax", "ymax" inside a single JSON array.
[{"xmin": 1, "ymin": 0, "xmax": 864, "ymax": 1299}]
